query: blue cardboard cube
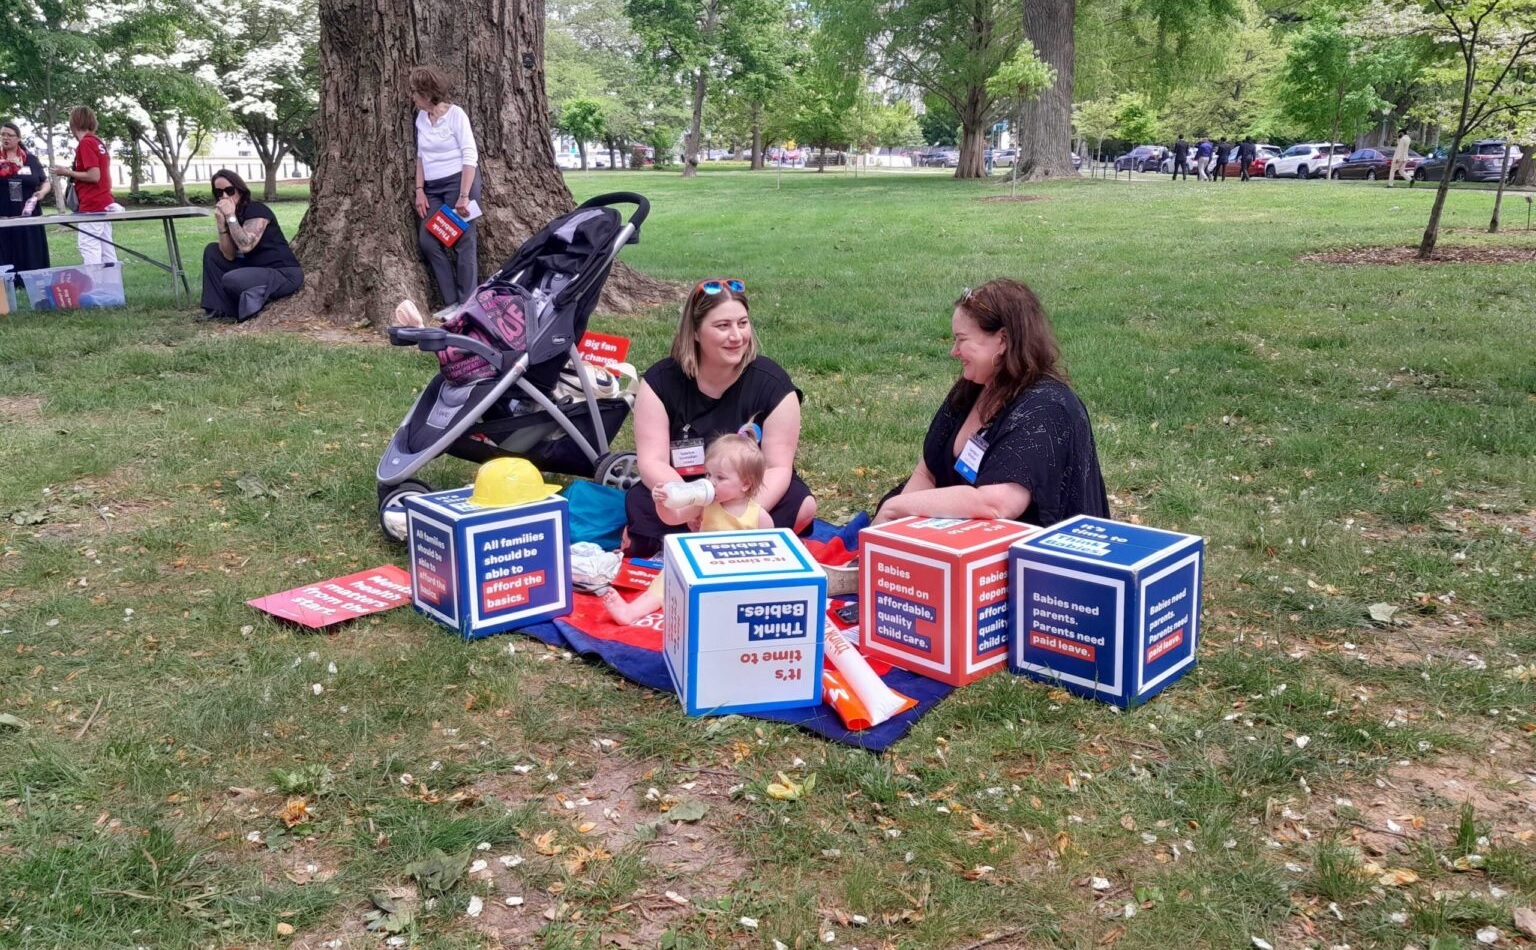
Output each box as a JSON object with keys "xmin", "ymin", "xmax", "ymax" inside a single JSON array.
[
  {"xmin": 662, "ymin": 528, "xmax": 826, "ymax": 716},
  {"xmin": 1008, "ymin": 516, "xmax": 1203, "ymax": 708},
  {"xmin": 402, "ymin": 488, "xmax": 571, "ymax": 639}
]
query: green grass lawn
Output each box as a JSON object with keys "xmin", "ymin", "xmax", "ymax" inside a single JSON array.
[{"xmin": 2, "ymin": 171, "xmax": 1534, "ymax": 950}]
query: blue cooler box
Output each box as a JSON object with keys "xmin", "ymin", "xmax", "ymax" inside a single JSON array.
[
  {"xmin": 1008, "ymin": 516, "xmax": 1203, "ymax": 708},
  {"xmin": 402, "ymin": 488, "xmax": 571, "ymax": 639}
]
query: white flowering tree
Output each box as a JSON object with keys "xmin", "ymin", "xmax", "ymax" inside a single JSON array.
[
  {"xmin": 0, "ymin": 1, "xmax": 102, "ymax": 167},
  {"xmin": 94, "ymin": 0, "xmax": 230, "ymax": 203},
  {"xmin": 1351, "ymin": 0, "xmax": 1536, "ymax": 256},
  {"xmin": 208, "ymin": 0, "xmax": 319, "ymax": 200}
]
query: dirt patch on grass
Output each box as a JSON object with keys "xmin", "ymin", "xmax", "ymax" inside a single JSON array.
[
  {"xmin": 1326, "ymin": 752, "xmax": 1536, "ymax": 860},
  {"xmin": 204, "ymin": 318, "xmax": 386, "ymax": 347},
  {"xmin": 979, "ymin": 194, "xmax": 1049, "ymax": 203},
  {"xmin": 1437, "ymin": 505, "xmax": 1536, "ymax": 544},
  {"xmin": 0, "ymin": 395, "xmax": 44, "ymax": 424},
  {"xmin": 472, "ymin": 760, "xmax": 753, "ymax": 947},
  {"xmin": 1301, "ymin": 245, "xmax": 1536, "ymax": 265}
]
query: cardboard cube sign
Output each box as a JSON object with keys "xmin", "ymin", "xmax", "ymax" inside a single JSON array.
[
  {"xmin": 1009, "ymin": 516, "xmax": 1204, "ymax": 708},
  {"xmin": 858, "ymin": 518, "xmax": 1041, "ymax": 688},
  {"xmin": 662, "ymin": 529, "xmax": 826, "ymax": 716},
  {"xmin": 402, "ymin": 488, "xmax": 571, "ymax": 639}
]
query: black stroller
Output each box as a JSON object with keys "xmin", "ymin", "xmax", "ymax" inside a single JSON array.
[{"xmin": 377, "ymin": 192, "xmax": 649, "ymax": 540}]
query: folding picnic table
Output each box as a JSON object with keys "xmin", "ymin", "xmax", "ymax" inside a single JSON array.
[{"xmin": 0, "ymin": 206, "xmax": 209, "ymax": 305}]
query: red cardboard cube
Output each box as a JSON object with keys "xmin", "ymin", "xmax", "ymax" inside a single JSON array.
[{"xmin": 858, "ymin": 517, "xmax": 1041, "ymax": 687}]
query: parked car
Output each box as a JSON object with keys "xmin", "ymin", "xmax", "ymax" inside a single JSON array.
[
  {"xmin": 993, "ymin": 148, "xmax": 1018, "ymax": 167},
  {"xmin": 1114, "ymin": 145, "xmax": 1167, "ymax": 172},
  {"xmin": 1220, "ymin": 144, "xmax": 1280, "ymax": 177},
  {"xmin": 1071, "ymin": 151, "xmax": 1083, "ymax": 169},
  {"xmin": 1265, "ymin": 142, "xmax": 1351, "ymax": 179},
  {"xmin": 1329, "ymin": 147, "xmax": 1423, "ymax": 181},
  {"xmin": 1414, "ymin": 139, "xmax": 1525, "ymax": 182}
]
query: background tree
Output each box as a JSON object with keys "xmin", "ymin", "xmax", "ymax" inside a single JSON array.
[
  {"xmin": 1072, "ymin": 95, "xmax": 1119, "ymax": 163},
  {"xmin": 986, "ymin": 41, "xmax": 1056, "ymax": 191},
  {"xmin": 627, "ymin": 0, "xmax": 787, "ymax": 177},
  {"xmin": 557, "ymin": 96, "xmax": 607, "ymax": 168},
  {"xmin": 97, "ymin": 0, "xmax": 230, "ymax": 204},
  {"xmin": 1352, "ymin": 0, "xmax": 1536, "ymax": 257},
  {"xmin": 820, "ymin": 0, "xmax": 1022, "ymax": 178},
  {"xmin": 0, "ymin": 0, "xmax": 99, "ymax": 168},
  {"xmin": 1277, "ymin": 15, "xmax": 1389, "ymax": 177},
  {"xmin": 282, "ymin": 0, "xmax": 664, "ymax": 327},
  {"xmin": 1113, "ymin": 93, "xmax": 1161, "ymax": 146},
  {"xmin": 208, "ymin": 0, "xmax": 320, "ymax": 200}
]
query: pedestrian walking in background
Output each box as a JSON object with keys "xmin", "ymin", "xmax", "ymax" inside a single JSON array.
[
  {"xmin": 1195, "ymin": 135, "xmax": 1214, "ymax": 181},
  {"xmin": 1211, "ymin": 138, "xmax": 1228, "ymax": 181},
  {"xmin": 1389, "ymin": 128, "xmax": 1412, "ymax": 186},
  {"xmin": 1171, "ymin": 135, "xmax": 1189, "ymax": 181},
  {"xmin": 1238, "ymin": 138, "xmax": 1257, "ymax": 181}
]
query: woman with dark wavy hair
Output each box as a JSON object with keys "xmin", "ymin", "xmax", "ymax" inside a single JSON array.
[
  {"xmin": 874, "ymin": 278, "xmax": 1109, "ymax": 527},
  {"xmin": 200, "ymin": 168, "xmax": 303, "ymax": 321}
]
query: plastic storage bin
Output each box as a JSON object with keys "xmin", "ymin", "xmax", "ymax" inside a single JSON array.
[{"xmin": 19, "ymin": 264, "xmax": 126, "ymax": 310}]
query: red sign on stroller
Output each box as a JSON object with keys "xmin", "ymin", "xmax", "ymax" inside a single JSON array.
[{"xmin": 426, "ymin": 206, "xmax": 468, "ymax": 247}]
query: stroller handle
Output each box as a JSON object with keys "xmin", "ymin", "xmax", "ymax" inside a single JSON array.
[{"xmin": 578, "ymin": 192, "xmax": 649, "ymax": 240}]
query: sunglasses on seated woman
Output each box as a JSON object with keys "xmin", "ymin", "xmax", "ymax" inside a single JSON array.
[
  {"xmin": 213, "ymin": 185, "xmax": 239, "ymax": 197},
  {"xmin": 695, "ymin": 278, "xmax": 745, "ymax": 296}
]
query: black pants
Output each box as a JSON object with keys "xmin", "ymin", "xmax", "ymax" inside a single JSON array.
[
  {"xmin": 419, "ymin": 171, "xmax": 483, "ymax": 307},
  {"xmin": 1172, "ymin": 159, "xmax": 1188, "ymax": 180},
  {"xmin": 201, "ymin": 243, "xmax": 303, "ymax": 321},
  {"xmin": 1240, "ymin": 163, "xmax": 1251, "ymax": 181}
]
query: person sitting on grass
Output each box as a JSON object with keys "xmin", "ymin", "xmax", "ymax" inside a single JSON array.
[{"xmin": 598, "ymin": 433, "xmax": 772, "ymax": 625}]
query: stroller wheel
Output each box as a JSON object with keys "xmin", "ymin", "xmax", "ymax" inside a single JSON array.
[
  {"xmin": 595, "ymin": 451, "xmax": 641, "ymax": 491},
  {"xmin": 378, "ymin": 479, "xmax": 432, "ymax": 542}
]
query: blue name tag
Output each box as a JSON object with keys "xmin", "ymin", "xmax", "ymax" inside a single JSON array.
[{"xmin": 955, "ymin": 434, "xmax": 987, "ymax": 484}]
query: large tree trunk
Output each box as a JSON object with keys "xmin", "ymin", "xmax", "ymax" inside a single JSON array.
[
  {"xmin": 1514, "ymin": 141, "xmax": 1536, "ymax": 187},
  {"xmin": 956, "ymin": 98, "xmax": 988, "ymax": 179},
  {"xmin": 275, "ymin": 0, "xmax": 666, "ymax": 327},
  {"xmin": 1016, "ymin": 0, "xmax": 1076, "ymax": 181}
]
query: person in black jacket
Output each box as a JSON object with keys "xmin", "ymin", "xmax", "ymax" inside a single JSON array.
[
  {"xmin": 1211, "ymin": 138, "xmax": 1228, "ymax": 180},
  {"xmin": 1171, "ymin": 135, "xmax": 1189, "ymax": 180},
  {"xmin": 1238, "ymin": 138, "xmax": 1257, "ymax": 181}
]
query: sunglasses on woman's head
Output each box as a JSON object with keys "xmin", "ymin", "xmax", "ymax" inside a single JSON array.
[
  {"xmin": 696, "ymin": 278, "xmax": 745, "ymax": 296},
  {"xmin": 214, "ymin": 185, "xmax": 238, "ymax": 197}
]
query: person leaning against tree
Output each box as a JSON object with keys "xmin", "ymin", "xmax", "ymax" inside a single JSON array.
[
  {"xmin": 50, "ymin": 106, "xmax": 122, "ymax": 266},
  {"xmin": 410, "ymin": 66, "xmax": 481, "ymax": 309},
  {"xmin": 874, "ymin": 278, "xmax": 1110, "ymax": 528}
]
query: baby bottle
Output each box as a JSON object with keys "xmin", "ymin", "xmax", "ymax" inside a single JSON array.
[{"xmin": 660, "ymin": 479, "xmax": 714, "ymax": 510}]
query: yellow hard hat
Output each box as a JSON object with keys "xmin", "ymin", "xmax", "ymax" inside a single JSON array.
[{"xmin": 469, "ymin": 458, "xmax": 560, "ymax": 508}]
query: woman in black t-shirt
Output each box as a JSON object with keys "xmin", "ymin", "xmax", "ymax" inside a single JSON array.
[
  {"xmin": 624, "ymin": 277, "xmax": 817, "ymax": 557},
  {"xmin": 200, "ymin": 169, "xmax": 304, "ymax": 322},
  {"xmin": 875, "ymin": 278, "xmax": 1110, "ymax": 528}
]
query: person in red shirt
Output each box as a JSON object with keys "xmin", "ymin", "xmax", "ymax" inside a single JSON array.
[{"xmin": 49, "ymin": 106, "xmax": 122, "ymax": 266}]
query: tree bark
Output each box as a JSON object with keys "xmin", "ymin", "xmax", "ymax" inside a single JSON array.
[
  {"xmin": 1016, "ymin": 0, "xmax": 1076, "ymax": 181},
  {"xmin": 1488, "ymin": 142, "xmax": 1513, "ymax": 233},
  {"xmin": 273, "ymin": 0, "xmax": 667, "ymax": 327},
  {"xmin": 956, "ymin": 91, "xmax": 988, "ymax": 179},
  {"xmin": 682, "ymin": 68, "xmax": 706, "ymax": 178},
  {"xmin": 751, "ymin": 101, "xmax": 764, "ymax": 170},
  {"xmin": 1514, "ymin": 141, "xmax": 1536, "ymax": 187}
]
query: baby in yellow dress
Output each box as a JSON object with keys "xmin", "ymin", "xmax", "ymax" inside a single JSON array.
[{"xmin": 599, "ymin": 433, "xmax": 773, "ymax": 624}]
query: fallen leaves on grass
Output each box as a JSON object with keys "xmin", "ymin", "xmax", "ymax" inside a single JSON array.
[
  {"xmin": 405, "ymin": 848, "xmax": 469, "ymax": 894},
  {"xmin": 277, "ymin": 797, "xmax": 311, "ymax": 828},
  {"xmin": 767, "ymin": 772, "xmax": 815, "ymax": 801}
]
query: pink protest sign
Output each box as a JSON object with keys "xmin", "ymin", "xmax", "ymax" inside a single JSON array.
[
  {"xmin": 577, "ymin": 332, "xmax": 631, "ymax": 368},
  {"xmin": 248, "ymin": 565, "xmax": 413, "ymax": 629}
]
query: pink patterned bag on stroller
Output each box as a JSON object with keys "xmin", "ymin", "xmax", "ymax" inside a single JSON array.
[{"xmin": 437, "ymin": 282, "xmax": 531, "ymax": 385}]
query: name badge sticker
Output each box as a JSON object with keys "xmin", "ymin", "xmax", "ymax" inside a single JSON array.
[
  {"xmin": 955, "ymin": 434, "xmax": 988, "ymax": 484},
  {"xmin": 670, "ymin": 438, "xmax": 706, "ymax": 476}
]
